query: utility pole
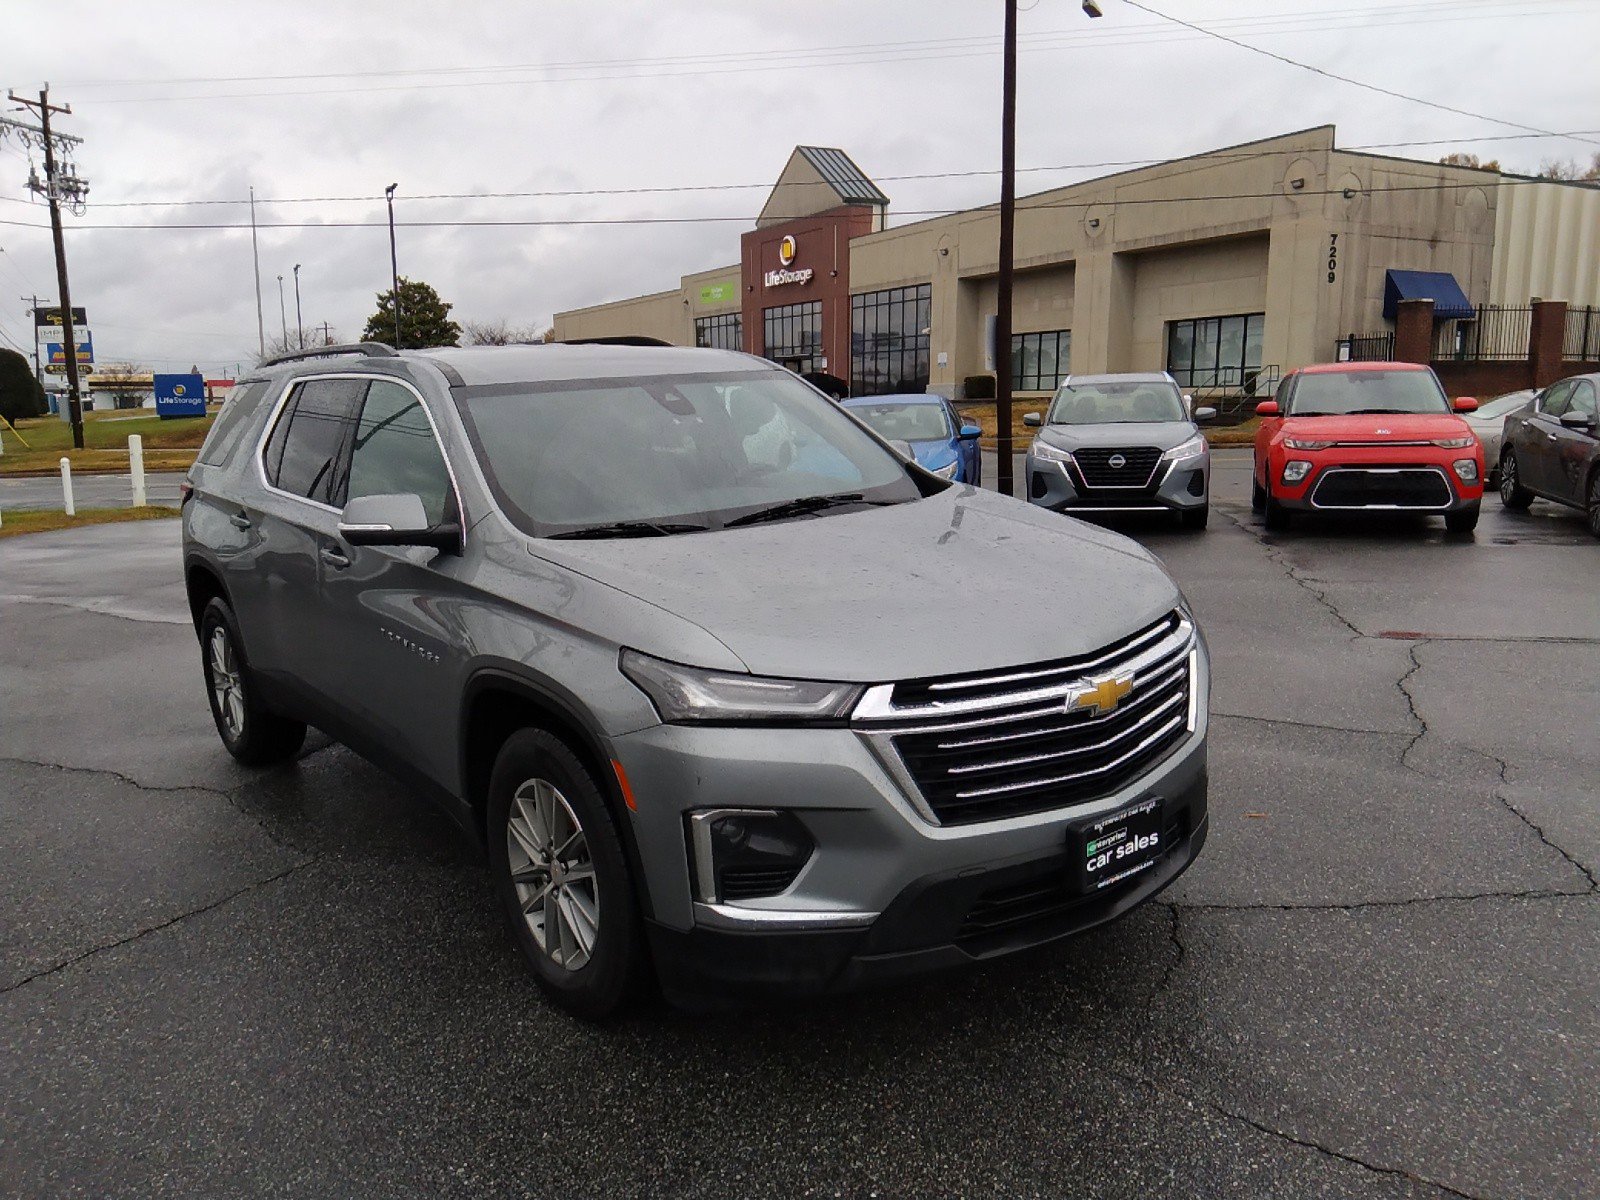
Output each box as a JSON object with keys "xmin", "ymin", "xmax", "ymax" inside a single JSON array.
[
  {"xmin": 20, "ymin": 295, "xmax": 43, "ymax": 388},
  {"xmin": 292, "ymin": 263, "xmax": 303, "ymax": 350},
  {"xmin": 385, "ymin": 183, "xmax": 401, "ymax": 348},
  {"xmin": 3, "ymin": 86, "xmax": 90, "ymax": 450},
  {"xmin": 319, "ymin": 320, "xmax": 331, "ymax": 346},
  {"xmin": 249, "ymin": 186, "xmax": 265, "ymax": 358},
  {"xmin": 276, "ymin": 274, "xmax": 287, "ymax": 347}
]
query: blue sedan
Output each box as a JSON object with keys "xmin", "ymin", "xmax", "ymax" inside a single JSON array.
[{"xmin": 841, "ymin": 394, "xmax": 983, "ymax": 485}]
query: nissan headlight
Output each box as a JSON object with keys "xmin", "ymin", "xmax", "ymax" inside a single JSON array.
[
  {"xmin": 930, "ymin": 461, "xmax": 959, "ymax": 480},
  {"xmin": 1161, "ymin": 434, "xmax": 1207, "ymax": 462},
  {"xmin": 1030, "ymin": 440, "xmax": 1074, "ymax": 465},
  {"xmin": 621, "ymin": 650, "xmax": 863, "ymax": 723},
  {"xmin": 1282, "ymin": 460, "xmax": 1313, "ymax": 484}
]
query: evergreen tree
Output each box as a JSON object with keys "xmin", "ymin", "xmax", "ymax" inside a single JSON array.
[
  {"xmin": 0, "ymin": 347, "xmax": 47, "ymax": 423},
  {"xmin": 361, "ymin": 277, "xmax": 462, "ymax": 349}
]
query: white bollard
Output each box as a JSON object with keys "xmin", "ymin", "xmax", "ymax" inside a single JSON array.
[
  {"xmin": 60, "ymin": 457, "xmax": 75, "ymax": 516},
  {"xmin": 129, "ymin": 434, "xmax": 146, "ymax": 507}
]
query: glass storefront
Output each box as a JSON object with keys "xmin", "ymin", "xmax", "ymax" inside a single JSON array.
[
  {"xmin": 763, "ymin": 301, "xmax": 823, "ymax": 374},
  {"xmin": 1012, "ymin": 329, "xmax": 1070, "ymax": 392},
  {"xmin": 1166, "ymin": 313, "xmax": 1264, "ymax": 389},
  {"xmin": 850, "ymin": 284, "xmax": 931, "ymax": 396},
  {"xmin": 694, "ymin": 313, "xmax": 742, "ymax": 352}
]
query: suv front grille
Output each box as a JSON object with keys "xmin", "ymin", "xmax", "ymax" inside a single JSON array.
[
  {"xmin": 855, "ymin": 611, "xmax": 1195, "ymax": 826},
  {"xmin": 1073, "ymin": 446, "xmax": 1163, "ymax": 488}
]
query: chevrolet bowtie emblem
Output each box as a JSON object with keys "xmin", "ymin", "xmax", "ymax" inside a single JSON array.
[{"xmin": 1071, "ymin": 673, "xmax": 1134, "ymax": 715}]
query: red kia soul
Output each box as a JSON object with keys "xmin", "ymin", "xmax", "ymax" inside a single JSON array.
[{"xmin": 1252, "ymin": 362, "xmax": 1485, "ymax": 533}]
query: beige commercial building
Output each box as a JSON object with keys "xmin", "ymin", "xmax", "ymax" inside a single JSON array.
[{"xmin": 555, "ymin": 126, "xmax": 1600, "ymax": 401}]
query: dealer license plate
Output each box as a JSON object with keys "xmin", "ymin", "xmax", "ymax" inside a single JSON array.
[{"xmin": 1074, "ymin": 798, "xmax": 1165, "ymax": 893}]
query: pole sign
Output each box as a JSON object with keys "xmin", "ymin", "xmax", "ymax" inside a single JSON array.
[
  {"xmin": 43, "ymin": 329, "xmax": 93, "ymax": 367},
  {"xmin": 33, "ymin": 306, "xmax": 87, "ymax": 328},
  {"xmin": 153, "ymin": 373, "xmax": 207, "ymax": 418}
]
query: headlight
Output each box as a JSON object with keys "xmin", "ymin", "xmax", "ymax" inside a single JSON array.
[
  {"xmin": 1432, "ymin": 436, "xmax": 1476, "ymax": 449},
  {"xmin": 621, "ymin": 649, "xmax": 862, "ymax": 723},
  {"xmin": 1030, "ymin": 440, "xmax": 1074, "ymax": 465},
  {"xmin": 1161, "ymin": 433, "xmax": 1207, "ymax": 461},
  {"xmin": 930, "ymin": 461, "xmax": 959, "ymax": 479},
  {"xmin": 1282, "ymin": 460, "xmax": 1313, "ymax": 484},
  {"xmin": 1284, "ymin": 437, "xmax": 1334, "ymax": 451},
  {"xmin": 1452, "ymin": 458, "xmax": 1479, "ymax": 483}
]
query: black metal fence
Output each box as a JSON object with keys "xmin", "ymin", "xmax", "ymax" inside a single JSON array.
[
  {"xmin": 1564, "ymin": 305, "xmax": 1600, "ymax": 361},
  {"xmin": 1434, "ymin": 305, "xmax": 1533, "ymax": 361},
  {"xmin": 1336, "ymin": 331, "xmax": 1396, "ymax": 361}
]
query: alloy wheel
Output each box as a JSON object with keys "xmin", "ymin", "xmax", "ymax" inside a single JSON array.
[
  {"xmin": 505, "ymin": 778, "xmax": 600, "ymax": 971},
  {"xmin": 1500, "ymin": 456, "xmax": 1518, "ymax": 504},
  {"xmin": 1588, "ymin": 475, "xmax": 1600, "ymax": 538},
  {"xmin": 208, "ymin": 626, "xmax": 246, "ymax": 740}
]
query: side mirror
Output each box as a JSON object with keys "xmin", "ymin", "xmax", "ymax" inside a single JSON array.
[
  {"xmin": 1255, "ymin": 400, "xmax": 1280, "ymax": 417},
  {"xmin": 1022, "ymin": 412, "xmax": 1043, "ymax": 428},
  {"xmin": 959, "ymin": 424, "xmax": 982, "ymax": 439},
  {"xmin": 1183, "ymin": 393, "xmax": 1195, "ymax": 410},
  {"xmin": 888, "ymin": 439, "xmax": 916, "ymax": 461},
  {"xmin": 1560, "ymin": 409, "xmax": 1598, "ymax": 430},
  {"xmin": 339, "ymin": 493, "xmax": 461, "ymax": 552},
  {"xmin": 1194, "ymin": 406, "xmax": 1217, "ymax": 421},
  {"xmin": 1452, "ymin": 396, "xmax": 1479, "ymax": 413}
]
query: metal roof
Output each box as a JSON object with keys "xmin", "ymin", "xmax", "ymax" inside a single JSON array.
[
  {"xmin": 408, "ymin": 343, "xmax": 766, "ymax": 386},
  {"xmin": 796, "ymin": 146, "xmax": 889, "ymax": 206}
]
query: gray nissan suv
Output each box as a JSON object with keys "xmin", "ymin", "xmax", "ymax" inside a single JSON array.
[
  {"xmin": 183, "ymin": 341, "xmax": 1210, "ymax": 1017},
  {"xmin": 1024, "ymin": 373, "xmax": 1214, "ymax": 529}
]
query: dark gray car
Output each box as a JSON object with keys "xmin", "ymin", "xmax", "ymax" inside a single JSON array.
[
  {"xmin": 1498, "ymin": 372, "xmax": 1600, "ymax": 537},
  {"xmin": 182, "ymin": 342, "xmax": 1210, "ymax": 1016},
  {"xmin": 1023, "ymin": 372, "xmax": 1214, "ymax": 530}
]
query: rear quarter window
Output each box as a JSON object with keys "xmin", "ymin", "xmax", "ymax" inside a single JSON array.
[{"xmin": 196, "ymin": 381, "xmax": 271, "ymax": 467}]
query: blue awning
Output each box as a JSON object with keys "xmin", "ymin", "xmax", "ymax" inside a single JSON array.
[{"xmin": 1383, "ymin": 270, "xmax": 1475, "ymax": 321}]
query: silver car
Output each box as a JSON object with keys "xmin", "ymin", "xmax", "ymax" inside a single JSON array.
[
  {"xmin": 182, "ymin": 342, "xmax": 1210, "ymax": 1017},
  {"xmin": 1023, "ymin": 372, "xmax": 1214, "ymax": 530},
  {"xmin": 1461, "ymin": 389, "xmax": 1535, "ymax": 487}
]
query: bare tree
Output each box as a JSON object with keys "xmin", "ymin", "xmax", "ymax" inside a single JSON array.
[
  {"xmin": 1438, "ymin": 152, "xmax": 1500, "ymax": 172},
  {"xmin": 258, "ymin": 327, "xmax": 339, "ymax": 364},
  {"xmin": 463, "ymin": 319, "xmax": 550, "ymax": 346},
  {"xmin": 1537, "ymin": 154, "xmax": 1600, "ymax": 182},
  {"xmin": 91, "ymin": 362, "xmax": 152, "ymax": 410}
]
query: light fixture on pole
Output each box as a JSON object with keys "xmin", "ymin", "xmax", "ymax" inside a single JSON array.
[
  {"xmin": 277, "ymin": 274, "xmax": 287, "ymax": 347},
  {"xmin": 293, "ymin": 263, "xmax": 303, "ymax": 350},
  {"xmin": 385, "ymin": 183, "xmax": 401, "ymax": 349}
]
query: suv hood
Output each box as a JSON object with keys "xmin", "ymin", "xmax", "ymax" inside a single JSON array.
[
  {"xmin": 1279, "ymin": 412, "xmax": 1473, "ymax": 442},
  {"xmin": 530, "ymin": 488, "xmax": 1181, "ymax": 683},
  {"xmin": 1034, "ymin": 420, "xmax": 1197, "ymax": 452}
]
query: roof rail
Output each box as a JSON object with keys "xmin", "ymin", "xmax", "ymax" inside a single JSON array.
[
  {"xmin": 259, "ymin": 342, "xmax": 400, "ymax": 368},
  {"xmin": 559, "ymin": 336, "xmax": 674, "ymax": 348}
]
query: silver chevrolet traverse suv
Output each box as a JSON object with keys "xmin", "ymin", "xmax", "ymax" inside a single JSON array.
[
  {"xmin": 1024, "ymin": 372, "xmax": 1214, "ymax": 529},
  {"xmin": 183, "ymin": 341, "xmax": 1210, "ymax": 1017}
]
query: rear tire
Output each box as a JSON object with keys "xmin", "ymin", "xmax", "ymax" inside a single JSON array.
[
  {"xmin": 1179, "ymin": 505, "xmax": 1209, "ymax": 531},
  {"xmin": 1445, "ymin": 504, "xmax": 1480, "ymax": 535},
  {"xmin": 1263, "ymin": 496, "xmax": 1291, "ymax": 531},
  {"xmin": 1587, "ymin": 472, "xmax": 1600, "ymax": 540},
  {"xmin": 1499, "ymin": 451, "xmax": 1533, "ymax": 509},
  {"xmin": 199, "ymin": 598, "xmax": 306, "ymax": 766},
  {"xmin": 488, "ymin": 728, "xmax": 645, "ymax": 1020}
]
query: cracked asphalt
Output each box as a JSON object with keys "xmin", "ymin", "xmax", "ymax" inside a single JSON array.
[{"xmin": 2, "ymin": 448, "xmax": 1597, "ymax": 1199}]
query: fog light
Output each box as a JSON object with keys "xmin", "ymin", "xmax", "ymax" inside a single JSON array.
[
  {"xmin": 1282, "ymin": 460, "xmax": 1312, "ymax": 485},
  {"xmin": 687, "ymin": 809, "xmax": 814, "ymax": 904},
  {"xmin": 1452, "ymin": 458, "xmax": 1479, "ymax": 483}
]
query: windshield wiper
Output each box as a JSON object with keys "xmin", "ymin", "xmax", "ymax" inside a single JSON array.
[
  {"xmin": 548, "ymin": 520, "xmax": 709, "ymax": 539},
  {"xmin": 723, "ymin": 493, "xmax": 894, "ymax": 528}
]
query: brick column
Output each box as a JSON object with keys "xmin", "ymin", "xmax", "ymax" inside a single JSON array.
[
  {"xmin": 1393, "ymin": 299, "xmax": 1434, "ymax": 365},
  {"xmin": 1528, "ymin": 300, "xmax": 1567, "ymax": 388}
]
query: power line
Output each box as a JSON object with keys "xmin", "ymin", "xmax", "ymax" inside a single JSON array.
[
  {"xmin": 1122, "ymin": 0, "xmax": 1600, "ymax": 149},
  {"xmin": 0, "ymin": 130, "xmax": 1589, "ymax": 214}
]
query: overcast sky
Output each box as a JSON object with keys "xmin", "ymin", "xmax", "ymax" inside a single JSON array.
[{"xmin": 2, "ymin": 0, "xmax": 1595, "ymax": 377}]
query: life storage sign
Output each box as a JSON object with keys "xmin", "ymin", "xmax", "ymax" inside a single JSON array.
[{"xmin": 154, "ymin": 373, "xmax": 207, "ymax": 418}]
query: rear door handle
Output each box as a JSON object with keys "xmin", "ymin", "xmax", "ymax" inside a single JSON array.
[
  {"xmin": 319, "ymin": 546, "xmax": 351, "ymax": 570},
  {"xmin": 229, "ymin": 512, "xmax": 252, "ymax": 530}
]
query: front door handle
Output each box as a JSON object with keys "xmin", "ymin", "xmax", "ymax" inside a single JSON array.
[
  {"xmin": 319, "ymin": 546, "xmax": 351, "ymax": 570},
  {"xmin": 229, "ymin": 512, "xmax": 252, "ymax": 530}
]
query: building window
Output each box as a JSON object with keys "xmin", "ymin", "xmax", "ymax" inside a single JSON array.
[
  {"xmin": 763, "ymin": 301, "xmax": 823, "ymax": 374},
  {"xmin": 1166, "ymin": 313, "xmax": 1264, "ymax": 390},
  {"xmin": 694, "ymin": 313, "xmax": 742, "ymax": 352},
  {"xmin": 851, "ymin": 284, "xmax": 931, "ymax": 396},
  {"xmin": 1011, "ymin": 329, "xmax": 1070, "ymax": 392}
]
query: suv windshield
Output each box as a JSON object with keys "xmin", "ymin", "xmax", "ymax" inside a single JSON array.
[
  {"xmin": 455, "ymin": 370, "xmax": 922, "ymax": 537},
  {"xmin": 1289, "ymin": 370, "xmax": 1449, "ymax": 416},
  {"xmin": 851, "ymin": 402, "xmax": 953, "ymax": 442},
  {"xmin": 1047, "ymin": 380, "xmax": 1185, "ymax": 425}
]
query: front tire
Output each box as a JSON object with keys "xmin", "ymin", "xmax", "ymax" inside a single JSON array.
[
  {"xmin": 1263, "ymin": 495, "xmax": 1292, "ymax": 531},
  {"xmin": 488, "ymin": 729, "xmax": 645, "ymax": 1020},
  {"xmin": 1587, "ymin": 472, "xmax": 1600, "ymax": 540},
  {"xmin": 1445, "ymin": 504, "xmax": 1480, "ymax": 535},
  {"xmin": 1499, "ymin": 451, "xmax": 1533, "ymax": 509},
  {"xmin": 1250, "ymin": 477, "xmax": 1266, "ymax": 512},
  {"xmin": 199, "ymin": 597, "xmax": 306, "ymax": 766},
  {"xmin": 1179, "ymin": 504, "xmax": 1209, "ymax": 531}
]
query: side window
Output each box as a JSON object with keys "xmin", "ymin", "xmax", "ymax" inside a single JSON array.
[
  {"xmin": 1568, "ymin": 381, "xmax": 1597, "ymax": 419},
  {"xmin": 1275, "ymin": 376, "xmax": 1294, "ymax": 412},
  {"xmin": 197, "ymin": 381, "xmax": 269, "ymax": 467},
  {"xmin": 264, "ymin": 377, "xmax": 366, "ymax": 504},
  {"xmin": 344, "ymin": 380, "xmax": 454, "ymax": 525},
  {"xmin": 1539, "ymin": 381, "xmax": 1573, "ymax": 418}
]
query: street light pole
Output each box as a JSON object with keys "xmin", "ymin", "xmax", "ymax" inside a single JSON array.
[
  {"xmin": 277, "ymin": 274, "xmax": 287, "ymax": 348},
  {"xmin": 293, "ymin": 263, "xmax": 303, "ymax": 350},
  {"xmin": 385, "ymin": 183, "xmax": 401, "ymax": 349},
  {"xmin": 994, "ymin": 0, "xmax": 1100, "ymax": 499}
]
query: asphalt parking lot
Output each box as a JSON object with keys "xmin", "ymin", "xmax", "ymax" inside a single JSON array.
[{"xmin": 2, "ymin": 452, "xmax": 1596, "ymax": 1199}]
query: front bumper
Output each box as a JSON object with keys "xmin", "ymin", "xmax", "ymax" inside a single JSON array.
[
  {"xmin": 1025, "ymin": 452, "xmax": 1208, "ymax": 515},
  {"xmin": 1270, "ymin": 458, "xmax": 1483, "ymax": 513},
  {"xmin": 612, "ymin": 647, "xmax": 1211, "ymax": 1004}
]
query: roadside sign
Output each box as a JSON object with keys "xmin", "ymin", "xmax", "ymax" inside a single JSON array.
[
  {"xmin": 33, "ymin": 306, "xmax": 87, "ymax": 328},
  {"xmin": 153, "ymin": 373, "xmax": 207, "ymax": 418},
  {"xmin": 43, "ymin": 329, "xmax": 94, "ymax": 366}
]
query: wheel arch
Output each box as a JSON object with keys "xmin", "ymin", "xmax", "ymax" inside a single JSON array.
[{"xmin": 184, "ymin": 556, "xmax": 230, "ymax": 631}]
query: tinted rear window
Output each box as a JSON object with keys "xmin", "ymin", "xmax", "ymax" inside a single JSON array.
[
  {"xmin": 264, "ymin": 378, "xmax": 366, "ymax": 504},
  {"xmin": 196, "ymin": 381, "xmax": 270, "ymax": 467}
]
